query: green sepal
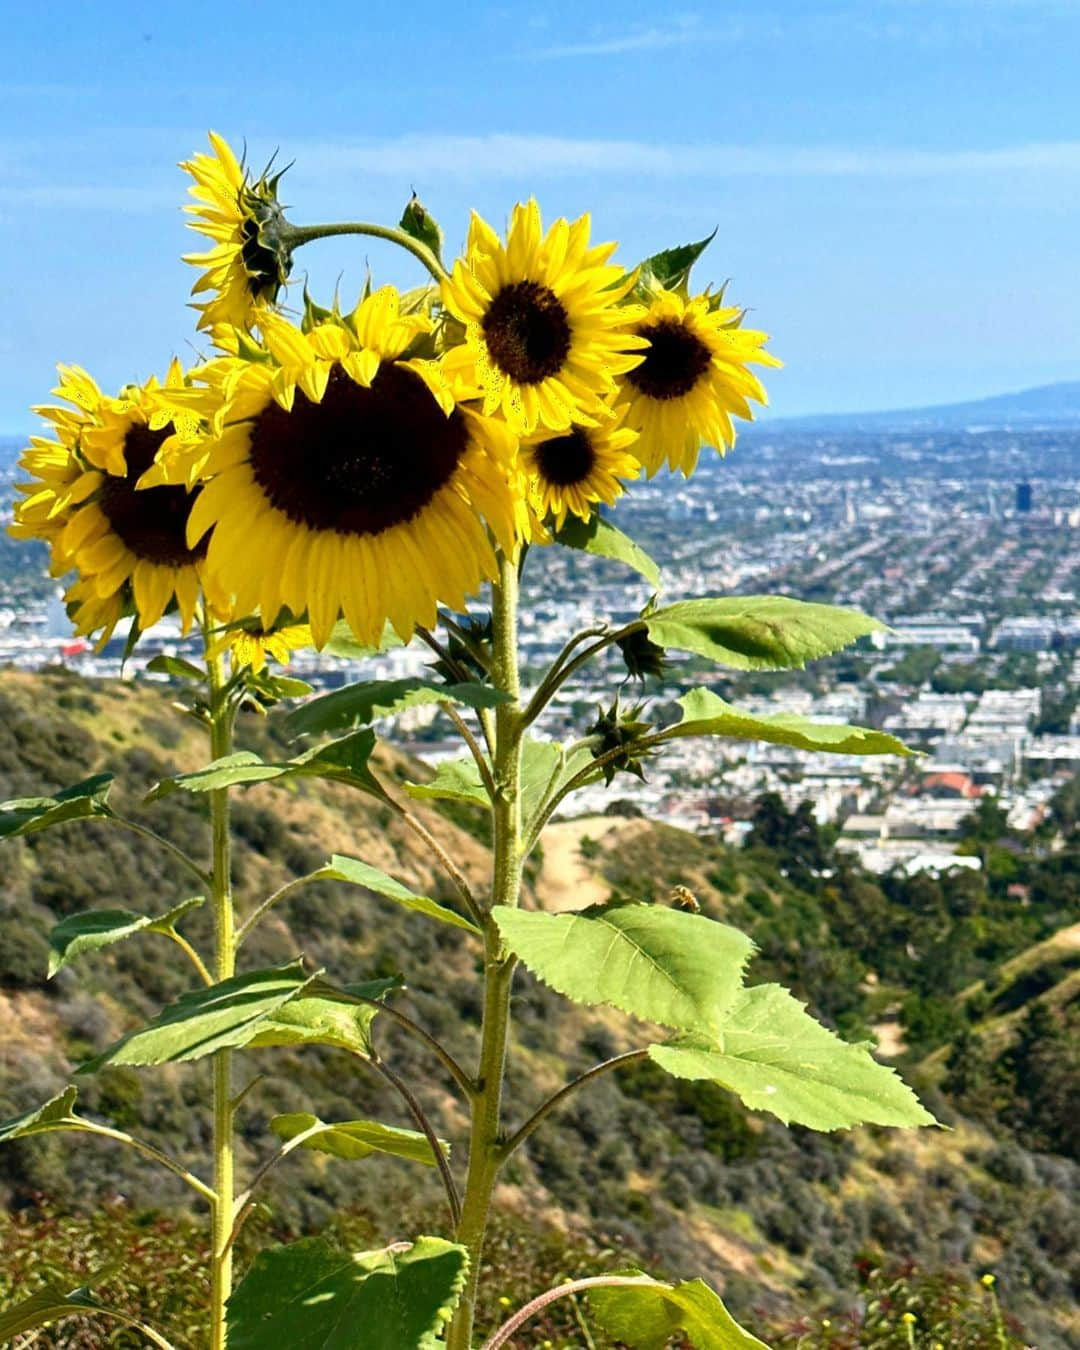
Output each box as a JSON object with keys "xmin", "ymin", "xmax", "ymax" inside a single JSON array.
[
  {"xmin": 226, "ymin": 1235, "xmax": 469, "ymax": 1350},
  {"xmin": 270, "ymin": 1112, "xmax": 447, "ymax": 1167},
  {"xmin": 47, "ymin": 896, "xmax": 205, "ymax": 977},
  {"xmin": 554, "ymin": 515, "xmax": 662, "ymax": 589},
  {"xmin": 633, "ymin": 229, "xmax": 717, "ymax": 300},
  {"xmin": 0, "ymin": 773, "xmax": 114, "ymax": 839},
  {"xmin": 399, "ymin": 193, "xmax": 444, "ymax": 265}
]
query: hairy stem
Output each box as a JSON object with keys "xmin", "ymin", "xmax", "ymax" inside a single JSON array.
[
  {"xmin": 498, "ymin": 1050, "xmax": 650, "ymax": 1163},
  {"xmin": 446, "ymin": 552, "xmax": 523, "ymax": 1350},
  {"xmin": 370, "ymin": 1052, "xmax": 462, "ymax": 1229},
  {"xmin": 206, "ymin": 638, "xmax": 236, "ymax": 1350},
  {"xmin": 284, "ymin": 221, "xmax": 447, "ymax": 282},
  {"xmin": 480, "ymin": 1275, "xmax": 657, "ymax": 1350}
]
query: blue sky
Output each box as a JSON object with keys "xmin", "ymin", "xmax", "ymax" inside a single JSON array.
[{"xmin": 2, "ymin": 0, "xmax": 1079, "ymax": 429}]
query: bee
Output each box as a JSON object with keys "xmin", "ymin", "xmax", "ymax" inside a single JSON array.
[{"xmin": 669, "ymin": 885, "xmax": 700, "ymax": 913}]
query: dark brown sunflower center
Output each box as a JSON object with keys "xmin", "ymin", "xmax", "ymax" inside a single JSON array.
[
  {"xmin": 626, "ymin": 318, "xmax": 712, "ymax": 401},
  {"xmin": 482, "ymin": 281, "xmax": 572, "ymax": 385},
  {"xmin": 248, "ymin": 363, "xmax": 468, "ymax": 536},
  {"xmin": 98, "ymin": 424, "xmax": 207, "ymax": 568},
  {"xmin": 534, "ymin": 427, "xmax": 596, "ymax": 487}
]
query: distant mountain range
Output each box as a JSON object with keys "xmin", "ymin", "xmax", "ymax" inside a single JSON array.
[{"xmin": 764, "ymin": 380, "xmax": 1080, "ymax": 433}]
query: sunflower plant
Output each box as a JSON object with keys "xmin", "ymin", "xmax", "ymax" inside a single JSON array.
[{"xmin": 0, "ymin": 134, "xmax": 936, "ymax": 1350}]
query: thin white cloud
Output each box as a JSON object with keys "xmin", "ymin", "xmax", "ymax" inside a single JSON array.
[
  {"xmin": 531, "ymin": 20, "xmax": 746, "ymax": 58},
  {"xmin": 292, "ymin": 134, "xmax": 1080, "ymax": 182}
]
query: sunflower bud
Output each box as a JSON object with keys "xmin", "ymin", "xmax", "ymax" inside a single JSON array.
[
  {"xmin": 589, "ymin": 697, "xmax": 654, "ymax": 786},
  {"xmin": 617, "ymin": 627, "xmax": 667, "ymax": 681}
]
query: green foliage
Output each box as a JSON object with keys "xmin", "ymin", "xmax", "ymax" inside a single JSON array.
[
  {"xmin": 553, "ymin": 515, "xmax": 662, "ymax": 588},
  {"xmin": 0, "ymin": 1279, "xmax": 111, "ymax": 1342},
  {"xmin": 79, "ymin": 962, "xmax": 319, "ymax": 1069},
  {"xmin": 493, "ymin": 901, "xmax": 754, "ymax": 1034},
  {"xmin": 399, "ymin": 193, "xmax": 444, "ymax": 263},
  {"xmin": 0, "ymin": 773, "xmax": 115, "ymax": 838},
  {"xmin": 270, "ymin": 1113, "xmax": 446, "ymax": 1167},
  {"xmin": 650, "ymin": 985, "xmax": 936, "ymax": 1131},
  {"xmin": 634, "ymin": 230, "xmax": 717, "ymax": 297},
  {"xmin": 47, "ymin": 897, "xmax": 205, "ymax": 977},
  {"xmin": 588, "ymin": 1272, "xmax": 768, "ymax": 1349},
  {"xmin": 0, "ymin": 1087, "xmax": 84, "ymax": 1143},
  {"xmin": 226, "ymin": 1235, "xmax": 468, "ymax": 1350},
  {"xmin": 667, "ymin": 688, "xmax": 912, "ymax": 757},
  {"xmin": 313, "ymin": 855, "xmax": 480, "ymax": 934},
  {"xmin": 645, "ymin": 596, "xmax": 885, "ymax": 672},
  {"xmin": 286, "ymin": 678, "xmax": 508, "ymax": 739},
  {"xmin": 146, "ymin": 731, "xmax": 379, "ymax": 801}
]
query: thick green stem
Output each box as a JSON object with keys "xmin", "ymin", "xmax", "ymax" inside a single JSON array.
[
  {"xmin": 283, "ymin": 221, "xmax": 447, "ymax": 282},
  {"xmin": 446, "ymin": 554, "xmax": 523, "ymax": 1350},
  {"xmin": 206, "ymin": 643, "xmax": 236, "ymax": 1350}
]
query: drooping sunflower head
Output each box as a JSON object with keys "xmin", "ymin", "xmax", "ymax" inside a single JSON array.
[
  {"xmin": 520, "ymin": 413, "xmax": 640, "ymax": 533},
  {"xmin": 440, "ymin": 200, "xmax": 647, "ymax": 436},
  {"xmin": 616, "ymin": 288, "xmax": 781, "ymax": 477},
  {"xmin": 11, "ymin": 363, "xmax": 222, "ymax": 644},
  {"xmin": 181, "ymin": 132, "xmax": 294, "ymax": 333},
  {"xmin": 184, "ymin": 287, "xmax": 521, "ymax": 649}
]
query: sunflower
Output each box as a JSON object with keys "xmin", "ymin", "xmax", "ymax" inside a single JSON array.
[
  {"xmin": 181, "ymin": 132, "xmax": 293, "ymax": 333},
  {"xmin": 520, "ymin": 414, "xmax": 640, "ymax": 531},
  {"xmin": 11, "ymin": 363, "xmax": 221, "ymax": 644},
  {"xmin": 615, "ymin": 288, "xmax": 780, "ymax": 476},
  {"xmin": 182, "ymin": 287, "xmax": 520, "ymax": 649},
  {"xmin": 214, "ymin": 621, "xmax": 312, "ymax": 674},
  {"xmin": 440, "ymin": 200, "xmax": 647, "ymax": 435}
]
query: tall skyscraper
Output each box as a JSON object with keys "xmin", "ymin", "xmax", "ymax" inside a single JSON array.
[{"xmin": 1016, "ymin": 481, "xmax": 1033, "ymax": 514}]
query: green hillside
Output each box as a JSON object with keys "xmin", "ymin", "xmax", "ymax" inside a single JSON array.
[{"xmin": 0, "ymin": 670, "xmax": 1076, "ymax": 1348}]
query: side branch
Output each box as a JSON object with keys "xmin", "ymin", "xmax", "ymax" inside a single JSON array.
[
  {"xmin": 370, "ymin": 1052, "xmax": 462, "ymax": 1229},
  {"xmin": 498, "ymin": 1050, "xmax": 650, "ymax": 1163},
  {"xmin": 480, "ymin": 1275, "xmax": 657, "ymax": 1350}
]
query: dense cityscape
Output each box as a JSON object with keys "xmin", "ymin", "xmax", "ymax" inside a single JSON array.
[{"xmin": 1, "ymin": 423, "xmax": 1077, "ymax": 878}]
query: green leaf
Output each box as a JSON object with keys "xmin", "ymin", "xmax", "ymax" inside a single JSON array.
[
  {"xmin": 146, "ymin": 730, "xmax": 379, "ymax": 802},
  {"xmin": 247, "ymin": 977, "xmax": 397, "ymax": 1058},
  {"xmin": 270, "ymin": 1112, "xmax": 446, "ymax": 1167},
  {"xmin": 589, "ymin": 1273, "xmax": 768, "ymax": 1350},
  {"xmin": 227, "ymin": 1235, "xmax": 469, "ymax": 1350},
  {"xmin": 0, "ymin": 1087, "xmax": 84, "ymax": 1143},
  {"xmin": 407, "ymin": 736, "xmax": 592, "ymax": 821},
  {"xmin": 47, "ymin": 897, "xmax": 204, "ymax": 978},
  {"xmin": 644, "ymin": 596, "xmax": 886, "ymax": 671},
  {"xmin": 399, "ymin": 193, "xmax": 445, "ymax": 264},
  {"xmin": 492, "ymin": 902, "xmax": 754, "ymax": 1035},
  {"xmin": 667, "ymin": 688, "xmax": 914, "ymax": 758},
  {"xmin": 322, "ymin": 618, "xmax": 403, "ymax": 660},
  {"xmin": 78, "ymin": 961, "xmax": 317, "ymax": 1071},
  {"xmin": 554, "ymin": 516, "xmax": 662, "ymax": 590},
  {"xmin": 145, "ymin": 751, "xmax": 285, "ymax": 800},
  {"xmin": 636, "ymin": 230, "xmax": 717, "ymax": 297},
  {"xmin": 649, "ymin": 983, "xmax": 938, "ymax": 1131},
  {"xmin": 405, "ymin": 755, "xmax": 488, "ymax": 808},
  {"xmin": 0, "ymin": 773, "xmax": 114, "ymax": 838},
  {"xmin": 288, "ymin": 677, "xmax": 508, "ymax": 738},
  {"xmin": 251, "ymin": 672, "xmax": 315, "ymax": 700},
  {"xmin": 145, "ymin": 653, "xmax": 205, "ymax": 682},
  {"xmin": 315, "ymin": 855, "xmax": 480, "ymax": 934},
  {"xmin": 0, "ymin": 1281, "xmax": 105, "ymax": 1341}
]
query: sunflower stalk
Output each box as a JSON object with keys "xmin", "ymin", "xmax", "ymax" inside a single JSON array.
[
  {"xmin": 446, "ymin": 550, "xmax": 523, "ymax": 1350},
  {"xmin": 204, "ymin": 627, "xmax": 238, "ymax": 1350},
  {"xmin": 282, "ymin": 221, "xmax": 448, "ymax": 283}
]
